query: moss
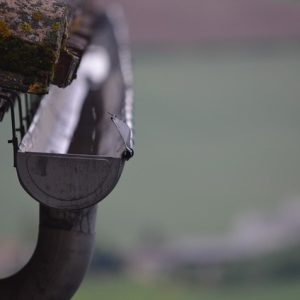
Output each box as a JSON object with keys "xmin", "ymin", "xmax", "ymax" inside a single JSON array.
[
  {"xmin": 0, "ymin": 20, "xmax": 11, "ymax": 38},
  {"xmin": 0, "ymin": 1, "xmax": 79, "ymax": 93},
  {"xmin": 0, "ymin": 35, "xmax": 56, "ymax": 80}
]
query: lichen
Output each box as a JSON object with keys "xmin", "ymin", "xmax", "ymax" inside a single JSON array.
[
  {"xmin": 0, "ymin": 0, "xmax": 79, "ymax": 93},
  {"xmin": 0, "ymin": 20, "xmax": 11, "ymax": 38},
  {"xmin": 32, "ymin": 11, "xmax": 43, "ymax": 22},
  {"xmin": 51, "ymin": 22, "xmax": 61, "ymax": 31},
  {"xmin": 20, "ymin": 22, "xmax": 33, "ymax": 33}
]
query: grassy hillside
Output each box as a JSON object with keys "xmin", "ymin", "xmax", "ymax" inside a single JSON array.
[
  {"xmin": 97, "ymin": 45, "xmax": 300, "ymax": 248},
  {"xmin": 74, "ymin": 277, "xmax": 300, "ymax": 300},
  {"xmin": 1, "ymin": 44, "xmax": 300, "ymax": 298},
  {"xmin": 0, "ymin": 45, "xmax": 300, "ymax": 250}
]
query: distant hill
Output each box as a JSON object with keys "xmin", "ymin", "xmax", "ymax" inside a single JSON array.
[{"xmin": 97, "ymin": 0, "xmax": 300, "ymax": 44}]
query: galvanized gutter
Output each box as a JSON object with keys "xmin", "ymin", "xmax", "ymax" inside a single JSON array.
[{"xmin": 0, "ymin": 6, "xmax": 133, "ymax": 299}]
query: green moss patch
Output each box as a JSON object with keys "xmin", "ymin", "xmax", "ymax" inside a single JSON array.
[{"xmin": 0, "ymin": 35, "xmax": 56, "ymax": 80}]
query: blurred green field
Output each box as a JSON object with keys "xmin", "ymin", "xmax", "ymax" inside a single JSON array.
[
  {"xmin": 99, "ymin": 45, "xmax": 300, "ymax": 248},
  {"xmin": 74, "ymin": 276, "xmax": 300, "ymax": 300},
  {"xmin": 1, "ymin": 44, "xmax": 300, "ymax": 298},
  {"xmin": 1, "ymin": 45, "xmax": 300, "ymax": 248}
]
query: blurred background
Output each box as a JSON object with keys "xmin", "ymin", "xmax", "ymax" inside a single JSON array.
[{"xmin": 1, "ymin": 0, "xmax": 300, "ymax": 299}]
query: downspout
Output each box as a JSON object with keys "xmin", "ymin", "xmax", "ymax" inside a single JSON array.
[
  {"xmin": 0, "ymin": 6, "xmax": 133, "ymax": 300},
  {"xmin": 0, "ymin": 205, "xmax": 97, "ymax": 300}
]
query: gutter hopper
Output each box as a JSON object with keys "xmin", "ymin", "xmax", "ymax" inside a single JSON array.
[{"xmin": 13, "ymin": 8, "xmax": 134, "ymax": 210}]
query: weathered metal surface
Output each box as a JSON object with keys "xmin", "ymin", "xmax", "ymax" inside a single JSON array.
[
  {"xmin": 17, "ymin": 153, "xmax": 124, "ymax": 209},
  {"xmin": 104, "ymin": 5, "xmax": 135, "ymax": 150}
]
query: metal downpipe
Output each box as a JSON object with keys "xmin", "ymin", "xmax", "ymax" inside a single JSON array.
[
  {"xmin": 0, "ymin": 6, "xmax": 133, "ymax": 299},
  {"xmin": 0, "ymin": 205, "xmax": 97, "ymax": 299}
]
